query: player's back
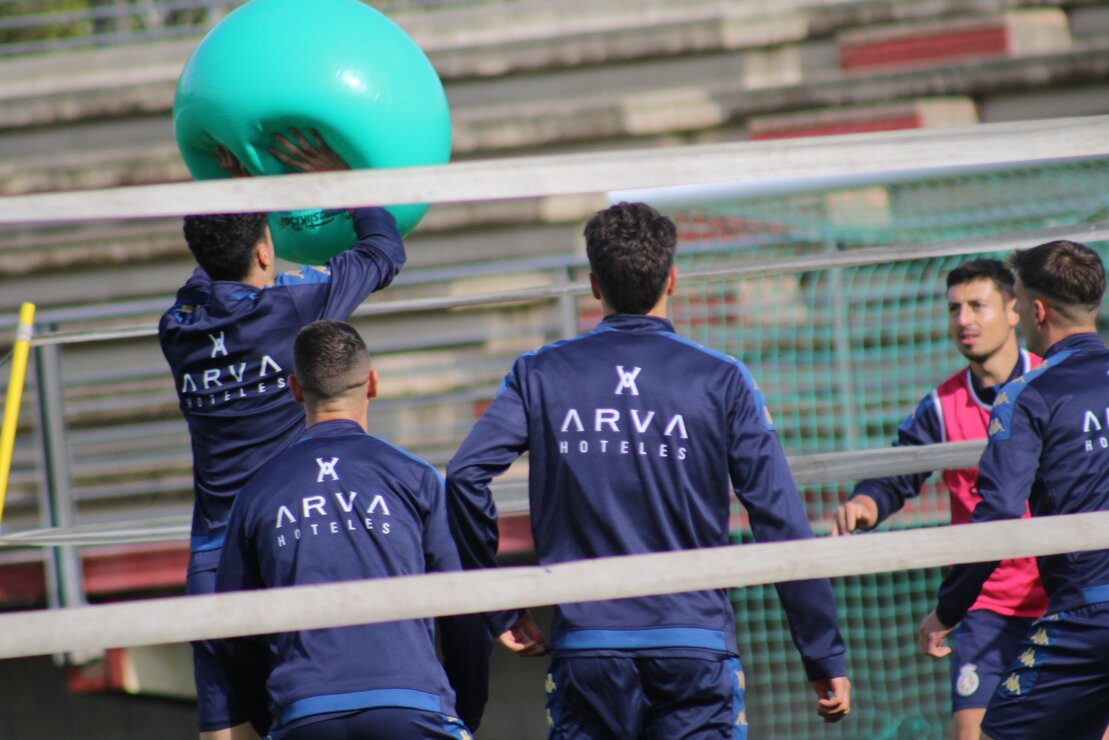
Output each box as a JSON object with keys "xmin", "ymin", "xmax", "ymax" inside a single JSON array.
[
  {"xmin": 514, "ymin": 314, "xmax": 777, "ymax": 651},
  {"xmin": 521, "ymin": 317, "xmax": 739, "ymax": 559},
  {"xmin": 221, "ymin": 419, "xmax": 458, "ymax": 725},
  {"xmin": 990, "ymin": 333, "xmax": 1109, "ymax": 608},
  {"xmin": 160, "ymin": 274, "xmax": 313, "ymax": 549},
  {"xmin": 160, "ymin": 207, "xmax": 406, "ymax": 550}
]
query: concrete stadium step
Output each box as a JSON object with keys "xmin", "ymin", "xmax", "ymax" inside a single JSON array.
[
  {"xmin": 3, "ymin": 40, "xmax": 1106, "ymax": 201},
  {"xmin": 3, "ymin": 0, "xmax": 1091, "ymax": 127}
]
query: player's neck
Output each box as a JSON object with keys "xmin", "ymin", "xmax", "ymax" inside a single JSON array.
[
  {"xmin": 239, "ymin": 265, "xmax": 271, "ymax": 289},
  {"xmin": 601, "ymin": 296, "xmax": 669, "ymax": 319},
  {"xmin": 1039, "ymin": 322, "xmax": 1098, "ymax": 355},
  {"xmin": 969, "ymin": 341, "xmax": 1020, "ymax": 389},
  {"xmin": 305, "ymin": 407, "xmax": 369, "ymax": 433},
  {"xmin": 645, "ymin": 294, "xmax": 669, "ymax": 319}
]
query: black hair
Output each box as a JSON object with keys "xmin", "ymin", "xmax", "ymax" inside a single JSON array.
[
  {"xmin": 293, "ymin": 320, "xmax": 370, "ymax": 402},
  {"xmin": 583, "ymin": 202, "xmax": 677, "ymax": 315},
  {"xmin": 946, "ymin": 258, "xmax": 1015, "ymax": 299},
  {"xmin": 182, "ymin": 212, "xmax": 268, "ymax": 281}
]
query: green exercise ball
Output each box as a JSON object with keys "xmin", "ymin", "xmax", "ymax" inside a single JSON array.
[{"xmin": 173, "ymin": 0, "xmax": 451, "ymax": 264}]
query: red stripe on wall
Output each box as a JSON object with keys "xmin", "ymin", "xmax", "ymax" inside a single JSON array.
[
  {"xmin": 840, "ymin": 26, "xmax": 1009, "ymax": 70},
  {"xmin": 750, "ymin": 115, "xmax": 923, "ymax": 141}
]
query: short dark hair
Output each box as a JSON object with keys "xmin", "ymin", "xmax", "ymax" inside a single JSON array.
[
  {"xmin": 293, "ymin": 320, "xmax": 370, "ymax": 402},
  {"xmin": 1007, "ymin": 240, "xmax": 1105, "ymax": 317},
  {"xmin": 182, "ymin": 213, "xmax": 268, "ymax": 281},
  {"xmin": 946, "ymin": 258, "xmax": 1015, "ymax": 299},
  {"xmin": 584, "ymin": 202, "xmax": 677, "ymax": 315}
]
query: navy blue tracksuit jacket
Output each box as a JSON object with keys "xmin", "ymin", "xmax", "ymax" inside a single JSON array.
[
  {"xmin": 158, "ymin": 208, "xmax": 404, "ymax": 552},
  {"xmin": 216, "ymin": 420, "xmax": 466, "ymax": 734},
  {"xmin": 937, "ymin": 332, "xmax": 1109, "ymax": 625},
  {"xmin": 447, "ymin": 314, "xmax": 846, "ymax": 681}
]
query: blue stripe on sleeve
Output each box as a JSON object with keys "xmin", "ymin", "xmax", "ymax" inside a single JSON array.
[{"xmin": 274, "ymin": 265, "xmax": 333, "ymax": 287}]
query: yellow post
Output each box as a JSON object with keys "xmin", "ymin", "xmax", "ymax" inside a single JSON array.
[{"xmin": 0, "ymin": 303, "xmax": 35, "ymax": 526}]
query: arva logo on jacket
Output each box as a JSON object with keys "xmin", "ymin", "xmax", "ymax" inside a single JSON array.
[{"xmin": 556, "ymin": 367, "xmax": 690, "ymax": 461}]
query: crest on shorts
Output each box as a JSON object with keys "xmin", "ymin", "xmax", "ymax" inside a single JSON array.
[{"xmin": 955, "ymin": 663, "xmax": 980, "ymax": 697}]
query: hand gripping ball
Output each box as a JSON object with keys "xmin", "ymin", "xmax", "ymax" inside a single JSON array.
[{"xmin": 173, "ymin": 0, "xmax": 451, "ymax": 264}]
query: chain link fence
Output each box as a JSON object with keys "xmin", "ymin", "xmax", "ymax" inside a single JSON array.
[{"xmin": 664, "ymin": 157, "xmax": 1109, "ymax": 739}]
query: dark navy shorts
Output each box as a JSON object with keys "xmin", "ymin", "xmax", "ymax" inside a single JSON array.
[
  {"xmin": 949, "ymin": 609, "xmax": 1037, "ymax": 712},
  {"xmin": 186, "ymin": 548, "xmax": 246, "ymax": 733},
  {"xmin": 981, "ymin": 603, "xmax": 1109, "ymax": 740},
  {"xmin": 272, "ymin": 707, "xmax": 471, "ymax": 740},
  {"xmin": 545, "ymin": 653, "xmax": 746, "ymax": 739}
]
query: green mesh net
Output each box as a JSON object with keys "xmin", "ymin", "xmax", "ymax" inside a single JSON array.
[{"xmin": 659, "ymin": 157, "xmax": 1109, "ymax": 739}]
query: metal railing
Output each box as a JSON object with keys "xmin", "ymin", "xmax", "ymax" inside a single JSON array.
[{"xmin": 0, "ymin": 0, "xmax": 485, "ymax": 58}]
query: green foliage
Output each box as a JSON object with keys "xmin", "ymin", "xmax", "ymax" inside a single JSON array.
[
  {"xmin": 0, "ymin": 0, "xmax": 227, "ymax": 50},
  {"xmin": 0, "ymin": 1, "xmax": 93, "ymax": 45}
]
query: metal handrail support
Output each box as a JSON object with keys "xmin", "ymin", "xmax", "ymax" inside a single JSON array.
[{"xmin": 33, "ymin": 335, "xmax": 86, "ymax": 646}]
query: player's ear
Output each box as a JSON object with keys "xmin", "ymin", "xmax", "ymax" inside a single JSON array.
[
  {"xmin": 589, "ymin": 272, "xmax": 603, "ymax": 301},
  {"xmin": 1033, "ymin": 297, "xmax": 1049, "ymax": 327},
  {"xmin": 367, "ymin": 369, "xmax": 378, "ymax": 400},
  {"xmin": 289, "ymin": 374, "xmax": 304, "ymax": 403},
  {"xmin": 666, "ymin": 266, "xmax": 677, "ymax": 297},
  {"xmin": 256, "ymin": 227, "xmax": 275, "ymax": 270}
]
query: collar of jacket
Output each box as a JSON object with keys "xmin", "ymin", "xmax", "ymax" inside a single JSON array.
[
  {"xmin": 1044, "ymin": 331, "xmax": 1103, "ymax": 359},
  {"xmin": 598, "ymin": 314, "xmax": 675, "ymax": 334}
]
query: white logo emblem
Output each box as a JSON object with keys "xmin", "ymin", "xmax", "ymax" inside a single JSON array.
[
  {"xmin": 956, "ymin": 663, "xmax": 980, "ymax": 697},
  {"xmin": 208, "ymin": 331, "xmax": 228, "ymax": 358},
  {"xmin": 315, "ymin": 457, "xmax": 340, "ymax": 482},
  {"xmin": 614, "ymin": 366, "xmax": 642, "ymax": 396}
]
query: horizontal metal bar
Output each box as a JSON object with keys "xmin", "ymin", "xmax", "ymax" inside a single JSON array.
[
  {"xmin": 2, "ymin": 117, "xmax": 1106, "ymax": 224},
  {"xmin": 28, "ymin": 219, "xmax": 1109, "ymax": 347},
  {"xmin": 0, "ymin": 439, "xmax": 984, "ymax": 547},
  {"xmin": 0, "ymin": 510, "xmax": 1106, "ymax": 658}
]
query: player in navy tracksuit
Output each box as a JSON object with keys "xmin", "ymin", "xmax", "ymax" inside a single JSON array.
[
  {"xmin": 447, "ymin": 202, "xmax": 851, "ymax": 738},
  {"xmin": 833, "ymin": 260, "xmax": 1046, "ymax": 739},
  {"xmin": 159, "ymin": 131, "xmax": 488, "ymax": 738},
  {"xmin": 919, "ymin": 241, "xmax": 1109, "ymax": 740},
  {"xmin": 216, "ymin": 320, "xmax": 472, "ymax": 740}
]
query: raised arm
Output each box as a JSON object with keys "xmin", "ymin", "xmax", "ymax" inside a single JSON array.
[{"xmin": 270, "ymin": 128, "xmax": 406, "ymax": 318}]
